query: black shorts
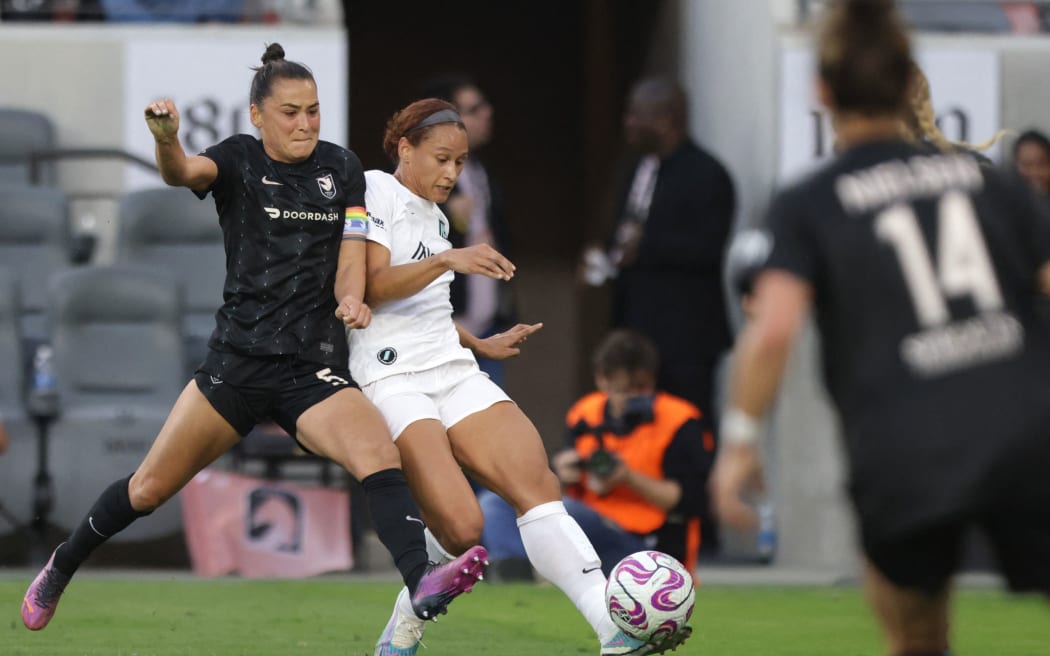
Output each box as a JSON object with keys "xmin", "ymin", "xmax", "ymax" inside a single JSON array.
[
  {"xmin": 193, "ymin": 349, "xmax": 359, "ymax": 438},
  {"xmin": 857, "ymin": 419, "xmax": 1050, "ymax": 595}
]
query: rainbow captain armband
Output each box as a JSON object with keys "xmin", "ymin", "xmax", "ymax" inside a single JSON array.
[{"xmin": 343, "ymin": 206, "xmax": 369, "ymax": 239}]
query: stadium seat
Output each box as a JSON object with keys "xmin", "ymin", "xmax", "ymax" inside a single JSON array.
[
  {"xmin": 117, "ymin": 187, "xmax": 224, "ymax": 375},
  {"xmin": 0, "ymin": 267, "xmax": 35, "ymax": 538},
  {"xmin": 45, "ymin": 265, "xmax": 186, "ymax": 542},
  {"xmin": 0, "ymin": 185, "xmax": 75, "ymax": 346},
  {"xmin": 0, "ymin": 107, "xmax": 56, "ymax": 185}
]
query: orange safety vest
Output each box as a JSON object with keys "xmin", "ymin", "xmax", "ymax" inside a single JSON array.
[{"xmin": 566, "ymin": 391, "xmax": 701, "ymax": 535}]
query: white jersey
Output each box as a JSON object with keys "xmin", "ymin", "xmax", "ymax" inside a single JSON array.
[{"xmin": 348, "ymin": 170, "xmax": 475, "ymax": 385}]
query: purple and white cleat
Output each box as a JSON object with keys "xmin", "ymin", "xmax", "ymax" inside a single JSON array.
[
  {"xmin": 410, "ymin": 544, "xmax": 488, "ymax": 621},
  {"xmin": 21, "ymin": 546, "xmax": 71, "ymax": 631}
]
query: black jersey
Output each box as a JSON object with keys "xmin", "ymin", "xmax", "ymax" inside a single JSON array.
[
  {"xmin": 765, "ymin": 139, "xmax": 1050, "ymax": 446},
  {"xmin": 195, "ymin": 134, "xmax": 365, "ymax": 366}
]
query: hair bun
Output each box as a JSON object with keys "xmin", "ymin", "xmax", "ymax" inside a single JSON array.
[{"xmin": 261, "ymin": 43, "xmax": 286, "ymax": 65}]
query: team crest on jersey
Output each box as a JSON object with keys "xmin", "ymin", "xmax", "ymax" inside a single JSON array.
[
  {"xmin": 377, "ymin": 347, "xmax": 398, "ymax": 365},
  {"xmin": 316, "ymin": 174, "xmax": 336, "ymax": 199},
  {"xmin": 438, "ymin": 217, "xmax": 449, "ymax": 239}
]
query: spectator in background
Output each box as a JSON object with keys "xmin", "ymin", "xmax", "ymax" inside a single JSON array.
[
  {"xmin": 100, "ymin": 0, "xmax": 241, "ymax": 22},
  {"xmin": 0, "ymin": 0, "xmax": 102, "ymax": 21},
  {"xmin": 1013, "ymin": 129, "xmax": 1050, "ymax": 197},
  {"xmin": 582, "ymin": 76, "xmax": 734, "ymax": 427},
  {"xmin": 582, "ymin": 76, "xmax": 735, "ymax": 556},
  {"xmin": 0, "ymin": 415, "xmax": 7, "ymax": 455},
  {"xmin": 421, "ymin": 74, "xmax": 516, "ymax": 386},
  {"xmin": 479, "ymin": 330, "xmax": 714, "ymax": 580}
]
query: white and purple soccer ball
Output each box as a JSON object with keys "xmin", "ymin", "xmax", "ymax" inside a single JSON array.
[{"xmin": 605, "ymin": 550, "xmax": 695, "ymax": 642}]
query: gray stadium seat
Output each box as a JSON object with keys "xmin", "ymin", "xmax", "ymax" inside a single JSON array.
[
  {"xmin": 46, "ymin": 266, "xmax": 186, "ymax": 542},
  {"xmin": 0, "ymin": 108, "xmax": 55, "ymax": 185},
  {"xmin": 0, "ymin": 185, "xmax": 73, "ymax": 344},
  {"xmin": 0, "ymin": 267, "xmax": 35, "ymax": 537},
  {"xmin": 117, "ymin": 187, "xmax": 224, "ymax": 374}
]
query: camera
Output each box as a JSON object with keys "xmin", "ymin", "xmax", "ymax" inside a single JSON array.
[{"xmin": 580, "ymin": 446, "xmax": 618, "ymax": 478}]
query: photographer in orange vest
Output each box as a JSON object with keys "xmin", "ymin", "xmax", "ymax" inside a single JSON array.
[{"xmin": 479, "ymin": 329, "xmax": 715, "ymax": 579}]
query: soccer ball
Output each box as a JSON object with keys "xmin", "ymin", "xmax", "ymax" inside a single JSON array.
[{"xmin": 605, "ymin": 550, "xmax": 695, "ymax": 642}]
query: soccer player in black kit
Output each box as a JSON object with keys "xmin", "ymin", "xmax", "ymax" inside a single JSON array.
[
  {"xmin": 21, "ymin": 43, "xmax": 486, "ymax": 636},
  {"xmin": 712, "ymin": 2, "xmax": 1050, "ymax": 656}
]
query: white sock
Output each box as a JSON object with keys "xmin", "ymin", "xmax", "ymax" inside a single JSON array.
[
  {"xmin": 424, "ymin": 527, "xmax": 455, "ymax": 564},
  {"xmin": 386, "ymin": 587, "xmax": 426, "ymax": 649},
  {"xmin": 517, "ymin": 500, "xmax": 619, "ymax": 643}
]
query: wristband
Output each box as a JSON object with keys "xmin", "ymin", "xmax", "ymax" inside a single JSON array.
[{"xmin": 721, "ymin": 408, "xmax": 761, "ymax": 446}]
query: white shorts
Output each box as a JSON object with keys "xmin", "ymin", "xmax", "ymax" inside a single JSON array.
[{"xmin": 361, "ymin": 359, "xmax": 513, "ymax": 440}]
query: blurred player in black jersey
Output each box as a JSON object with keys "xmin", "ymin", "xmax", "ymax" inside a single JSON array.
[
  {"xmin": 21, "ymin": 43, "xmax": 486, "ymax": 635},
  {"xmin": 712, "ymin": 2, "xmax": 1050, "ymax": 656}
]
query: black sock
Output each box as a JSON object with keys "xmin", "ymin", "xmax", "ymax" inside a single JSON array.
[
  {"xmin": 362, "ymin": 468, "xmax": 429, "ymax": 593},
  {"xmin": 52, "ymin": 474, "xmax": 150, "ymax": 576}
]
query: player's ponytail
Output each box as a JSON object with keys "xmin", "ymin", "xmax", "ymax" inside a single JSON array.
[
  {"xmin": 249, "ymin": 42, "xmax": 314, "ymax": 107},
  {"xmin": 818, "ymin": 0, "xmax": 911, "ymax": 116},
  {"xmin": 904, "ymin": 62, "xmax": 1009, "ymax": 153}
]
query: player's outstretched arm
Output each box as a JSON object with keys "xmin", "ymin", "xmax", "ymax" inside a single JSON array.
[
  {"xmin": 456, "ymin": 321, "xmax": 542, "ymax": 360},
  {"xmin": 145, "ymin": 99, "xmax": 217, "ymax": 191},
  {"xmin": 440, "ymin": 244, "xmax": 515, "ymax": 281}
]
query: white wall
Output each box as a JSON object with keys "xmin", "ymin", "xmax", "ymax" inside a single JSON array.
[{"xmin": 0, "ymin": 24, "xmax": 346, "ymax": 262}]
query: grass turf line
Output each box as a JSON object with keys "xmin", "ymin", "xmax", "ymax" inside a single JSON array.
[{"xmin": 1, "ymin": 579, "xmax": 1047, "ymax": 655}]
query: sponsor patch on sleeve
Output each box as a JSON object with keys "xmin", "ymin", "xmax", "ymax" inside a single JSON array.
[{"xmin": 343, "ymin": 206, "xmax": 369, "ymax": 238}]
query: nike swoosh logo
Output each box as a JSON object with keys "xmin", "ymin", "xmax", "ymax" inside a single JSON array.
[
  {"xmin": 582, "ymin": 566, "xmax": 601, "ymax": 574},
  {"xmin": 405, "ymin": 515, "xmax": 425, "ymax": 527},
  {"xmin": 23, "ymin": 596, "xmax": 35, "ymax": 614},
  {"xmin": 89, "ymin": 516, "xmax": 109, "ymax": 538},
  {"xmin": 262, "ymin": 175, "xmax": 283, "ymax": 186}
]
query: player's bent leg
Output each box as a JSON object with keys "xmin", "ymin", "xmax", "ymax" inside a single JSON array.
[
  {"xmin": 298, "ymin": 389, "xmax": 436, "ymax": 591},
  {"xmin": 374, "ymin": 420, "xmax": 489, "ymax": 655},
  {"xmin": 129, "ymin": 382, "xmax": 243, "ymax": 510},
  {"xmin": 398, "ymin": 419, "xmax": 485, "ymax": 554},
  {"xmin": 22, "ymin": 382, "xmax": 240, "ymax": 631},
  {"xmin": 864, "ymin": 561, "xmax": 950, "ymax": 655},
  {"xmin": 447, "ymin": 401, "xmax": 560, "ymax": 512},
  {"xmin": 449, "ymin": 403, "xmax": 623, "ymax": 644},
  {"xmin": 296, "ymin": 388, "xmax": 401, "ymax": 480}
]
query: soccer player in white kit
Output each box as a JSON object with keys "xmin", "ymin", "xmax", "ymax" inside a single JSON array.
[{"xmin": 344, "ymin": 98, "xmax": 691, "ymax": 656}]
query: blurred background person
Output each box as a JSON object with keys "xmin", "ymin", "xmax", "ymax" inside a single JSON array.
[
  {"xmin": 581, "ymin": 76, "xmax": 735, "ymax": 556},
  {"xmin": 479, "ymin": 329, "xmax": 714, "ymax": 580},
  {"xmin": 713, "ymin": 2, "xmax": 1050, "ymax": 655},
  {"xmin": 582, "ymin": 76, "xmax": 734, "ymax": 429},
  {"xmin": 0, "ymin": 415, "xmax": 7, "ymax": 455},
  {"xmin": 1012, "ymin": 128, "xmax": 1050, "ymax": 198},
  {"xmin": 421, "ymin": 74, "xmax": 517, "ymax": 387}
]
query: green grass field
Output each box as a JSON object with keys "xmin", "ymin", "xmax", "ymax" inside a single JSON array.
[{"xmin": 1, "ymin": 577, "xmax": 1047, "ymax": 655}]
